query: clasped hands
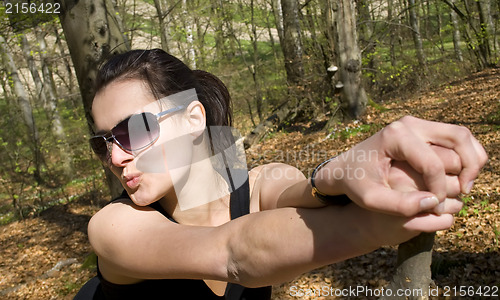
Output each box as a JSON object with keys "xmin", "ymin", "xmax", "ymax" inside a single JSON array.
[{"xmin": 317, "ymin": 116, "xmax": 488, "ymax": 243}]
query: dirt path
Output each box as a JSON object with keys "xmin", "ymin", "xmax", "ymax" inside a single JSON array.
[{"xmin": 0, "ymin": 68, "xmax": 498, "ymax": 299}]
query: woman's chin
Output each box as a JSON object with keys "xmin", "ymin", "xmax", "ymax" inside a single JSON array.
[{"xmin": 129, "ymin": 190, "xmax": 158, "ymax": 207}]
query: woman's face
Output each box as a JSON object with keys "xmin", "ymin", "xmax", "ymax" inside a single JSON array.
[{"xmin": 92, "ymin": 79, "xmax": 193, "ymax": 206}]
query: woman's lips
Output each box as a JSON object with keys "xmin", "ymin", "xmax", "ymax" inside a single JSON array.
[{"xmin": 124, "ymin": 175, "xmax": 141, "ymax": 189}]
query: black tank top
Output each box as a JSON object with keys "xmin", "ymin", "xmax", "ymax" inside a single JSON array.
[{"xmin": 85, "ymin": 177, "xmax": 272, "ymax": 300}]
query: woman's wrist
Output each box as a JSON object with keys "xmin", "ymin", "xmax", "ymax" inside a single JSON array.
[{"xmin": 310, "ymin": 156, "xmax": 350, "ymax": 205}]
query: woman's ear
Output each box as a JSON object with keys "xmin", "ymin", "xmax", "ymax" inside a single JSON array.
[{"xmin": 186, "ymin": 100, "xmax": 206, "ymax": 139}]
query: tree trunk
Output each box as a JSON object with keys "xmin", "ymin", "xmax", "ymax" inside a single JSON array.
[
  {"xmin": 408, "ymin": 0, "xmax": 427, "ymax": 72},
  {"xmin": 272, "ymin": 0, "xmax": 285, "ymax": 47},
  {"xmin": 476, "ymin": 0, "xmax": 493, "ymax": 66},
  {"xmin": 388, "ymin": 0, "xmax": 398, "ymax": 67},
  {"xmin": 381, "ymin": 233, "xmax": 436, "ymax": 300},
  {"xmin": 332, "ymin": 0, "xmax": 367, "ymax": 119},
  {"xmin": 356, "ymin": 0, "xmax": 376, "ymax": 86},
  {"xmin": 59, "ymin": 0, "xmax": 129, "ymax": 198},
  {"xmin": 153, "ymin": 0, "xmax": 170, "ymax": 51},
  {"xmin": 450, "ymin": 0, "xmax": 464, "ymax": 62},
  {"xmin": 35, "ymin": 27, "xmax": 74, "ymax": 178},
  {"xmin": 54, "ymin": 26, "xmax": 76, "ymax": 94},
  {"xmin": 280, "ymin": 0, "xmax": 304, "ymax": 86},
  {"xmin": 0, "ymin": 34, "xmax": 44, "ymax": 183},
  {"xmin": 19, "ymin": 35, "xmax": 47, "ymax": 106},
  {"xmin": 250, "ymin": 0, "xmax": 263, "ymax": 122},
  {"xmin": 213, "ymin": 0, "xmax": 225, "ymax": 60},
  {"xmin": 182, "ymin": 0, "xmax": 196, "ymax": 69}
]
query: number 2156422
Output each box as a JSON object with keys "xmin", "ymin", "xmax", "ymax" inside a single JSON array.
[{"xmin": 4, "ymin": 1, "xmax": 61, "ymax": 14}]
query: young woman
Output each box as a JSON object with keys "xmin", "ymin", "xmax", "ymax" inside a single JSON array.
[{"xmin": 75, "ymin": 49, "xmax": 487, "ymax": 299}]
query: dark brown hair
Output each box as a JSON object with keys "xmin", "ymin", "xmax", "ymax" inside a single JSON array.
[{"xmin": 95, "ymin": 49, "xmax": 232, "ymax": 127}]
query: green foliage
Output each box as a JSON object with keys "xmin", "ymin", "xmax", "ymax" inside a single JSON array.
[
  {"xmin": 334, "ymin": 123, "xmax": 372, "ymax": 140},
  {"xmin": 367, "ymin": 99, "xmax": 389, "ymax": 112},
  {"xmin": 458, "ymin": 195, "xmax": 473, "ymax": 217}
]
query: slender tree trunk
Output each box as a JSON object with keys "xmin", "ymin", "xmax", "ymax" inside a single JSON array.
[
  {"xmin": 35, "ymin": 27, "xmax": 74, "ymax": 177},
  {"xmin": 213, "ymin": 0, "xmax": 225, "ymax": 60},
  {"xmin": 19, "ymin": 35, "xmax": 47, "ymax": 106},
  {"xmin": 250, "ymin": 0, "xmax": 263, "ymax": 122},
  {"xmin": 436, "ymin": 2, "xmax": 445, "ymax": 52},
  {"xmin": 0, "ymin": 35, "xmax": 44, "ymax": 183},
  {"xmin": 356, "ymin": 0, "xmax": 376, "ymax": 86},
  {"xmin": 153, "ymin": 0, "xmax": 170, "ymax": 51},
  {"xmin": 485, "ymin": 0, "xmax": 499, "ymax": 53},
  {"xmin": 476, "ymin": 0, "xmax": 493, "ymax": 66},
  {"xmin": 272, "ymin": 0, "xmax": 285, "ymax": 47},
  {"xmin": 54, "ymin": 26, "xmax": 75, "ymax": 94},
  {"xmin": 388, "ymin": 0, "xmax": 397, "ymax": 66},
  {"xmin": 280, "ymin": 0, "xmax": 304, "ymax": 86},
  {"xmin": 408, "ymin": 0, "xmax": 427, "ymax": 72},
  {"xmin": 264, "ymin": 2, "xmax": 279, "ymax": 61},
  {"xmin": 182, "ymin": 0, "xmax": 196, "ymax": 69},
  {"xmin": 59, "ymin": 0, "xmax": 130, "ymax": 198},
  {"xmin": 450, "ymin": 0, "xmax": 464, "ymax": 62}
]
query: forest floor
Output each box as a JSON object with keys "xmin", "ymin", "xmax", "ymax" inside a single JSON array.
[{"xmin": 0, "ymin": 67, "xmax": 498, "ymax": 299}]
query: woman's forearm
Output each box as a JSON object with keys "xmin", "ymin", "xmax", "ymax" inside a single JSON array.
[{"xmin": 222, "ymin": 204, "xmax": 398, "ymax": 287}]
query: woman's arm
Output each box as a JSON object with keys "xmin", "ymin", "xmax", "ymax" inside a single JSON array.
[
  {"xmin": 88, "ymin": 197, "xmax": 459, "ymax": 288},
  {"xmin": 254, "ymin": 146, "xmax": 463, "ymax": 211},
  {"xmin": 258, "ymin": 117, "xmax": 486, "ymax": 214}
]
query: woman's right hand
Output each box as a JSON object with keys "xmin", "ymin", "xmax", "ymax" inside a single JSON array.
[{"xmin": 314, "ymin": 116, "xmax": 487, "ymax": 217}]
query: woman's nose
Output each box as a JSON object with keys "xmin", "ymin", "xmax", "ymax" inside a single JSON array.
[{"xmin": 109, "ymin": 142, "xmax": 134, "ymax": 167}]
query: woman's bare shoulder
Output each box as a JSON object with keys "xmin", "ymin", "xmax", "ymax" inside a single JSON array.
[
  {"xmin": 87, "ymin": 199, "xmax": 172, "ymax": 260},
  {"xmin": 248, "ymin": 163, "xmax": 306, "ymax": 211}
]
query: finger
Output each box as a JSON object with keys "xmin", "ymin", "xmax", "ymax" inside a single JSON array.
[
  {"xmin": 389, "ymin": 161, "xmax": 461, "ymax": 197},
  {"xmin": 458, "ymin": 135, "xmax": 488, "ymax": 193},
  {"xmin": 400, "ymin": 117, "xmax": 488, "ymax": 193},
  {"xmin": 404, "ymin": 213, "xmax": 455, "ymax": 232},
  {"xmin": 361, "ymin": 185, "xmax": 439, "ymax": 217},
  {"xmin": 432, "ymin": 198, "xmax": 463, "ymax": 215},
  {"xmin": 429, "ymin": 145, "xmax": 462, "ymax": 175},
  {"xmin": 380, "ymin": 121, "xmax": 447, "ymax": 201}
]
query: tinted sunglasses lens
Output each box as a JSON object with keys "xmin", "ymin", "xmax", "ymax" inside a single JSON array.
[
  {"xmin": 89, "ymin": 136, "xmax": 108, "ymax": 158},
  {"xmin": 116, "ymin": 112, "xmax": 160, "ymax": 151}
]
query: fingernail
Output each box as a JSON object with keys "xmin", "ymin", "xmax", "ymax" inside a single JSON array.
[
  {"xmin": 420, "ymin": 196, "xmax": 439, "ymax": 211},
  {"xmin": 464, "ymin": 180, "xmax": 474, "ymax": 194}
]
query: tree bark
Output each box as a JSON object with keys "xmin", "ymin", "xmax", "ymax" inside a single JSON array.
[
  {"xmin": 19, "ymin": 35, "xmax": 47, "ymax": 106},
  {"xmin": 59, "ymin": 0, "xmax": 130, "ymax": 198},
  {"xmin": 381, "ymin": 233, "xmax": 436, "ymax": 300},
  {"xmin": 280, "ymin": 0, "xmax": 304, "ymax": 86},
  {"xmin": 450, "ymin": 0, "xmax": 464, "ymax": 62},
  {"xmin": 408, "ymin": 0, "xmax": 427, "ymax": 72},
  {"xmin": 35, "ymin": 27, "xmax": 74, "ymax": 177},
  {"xmin": 153, "ymin": 0, "xmax": 170, "ymax": 52},
  {"xmin": 332, "ymin": 0, "xmax": 367, "ymax": 119},
  {"xmin": 182, "ymin": 0, "xmax": 196, "ymax": 69},
  {"xmin": 0, "ymin": 34, "xmax": 44, "ymax": 183}
]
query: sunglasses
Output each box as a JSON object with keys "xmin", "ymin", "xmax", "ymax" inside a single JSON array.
[{"xmin": 90, "ymin": 105, "xmax": 185, "ymax": 161}]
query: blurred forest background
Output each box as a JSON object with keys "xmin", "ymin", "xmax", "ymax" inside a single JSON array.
[
  {"xmin": 0, "ymin": 0, "xmax": 498, "ymax": 222},
  {"xmin": 0, "ymin": 0, "xmax": 499, "ymax": 298}
]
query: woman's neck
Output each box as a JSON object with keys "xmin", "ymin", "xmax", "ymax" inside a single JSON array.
[{"xmin": 159, "ymin": 153, "xmax": 232, "ymax": 226}]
